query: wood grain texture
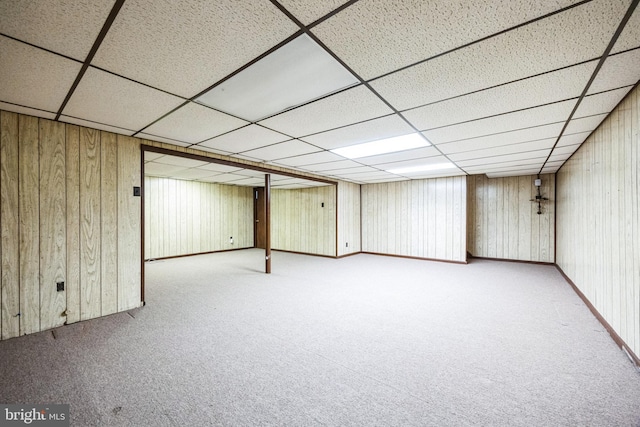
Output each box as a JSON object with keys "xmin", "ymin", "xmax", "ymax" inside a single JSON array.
[
  {"xmin": 361, "ymin": 176, "xmax": 466, "ymax": 262},
  {"xmin": 80, "ymin": 127, "xmax": 101, "ymax": 320},
  {"xmin": 39, "ymin": 119, "xmax": 67, "ymax": 331},
  {"xmin": 117, "ymin": 136, "xmax": 141, "ymax": 311},
  {"xmin": 65, "ymin": 124, "xmax": 80, "ymax": 325},
  {"xmin": 1, "ymin": 111, "xmax": 20, "ymax": 339},
  {"xmin": 337, "ymin": 181, "xmax": 361, "ymax": 256},
  {"xmin": 144, "ymin": 176, "xmax": 253, "ymax": 259},
  {"xmin": 557, "ymin": 84, "xmax": 639, "ymax": 360},
  {"xmin": 101, "ymin": 132, "xmax": 118, "ymax": 316},
  {"xmin": 19, "ymin": 115, "xmax": 41, "ymax": 335},
  {"xmin": 271, "ymin": 186, "xmax": 337, "ymax": 256},
  {"xmin": 467, "ymin": 174, "xmax": 555, "ymax": 262}
]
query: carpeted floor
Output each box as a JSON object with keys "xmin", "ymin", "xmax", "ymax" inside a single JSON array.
[{"xmin": 1, "ymin": 249, "xmax": 639, "ymax": 426}]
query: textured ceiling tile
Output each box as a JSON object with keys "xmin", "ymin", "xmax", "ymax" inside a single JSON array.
[
  {"xmin": 238, "ymin": 139, "xmax": 320, "ymax": 161},
  {"xmin": 258, "ymin": 85, "xmax": 393, "ymax": 137},
  {"xmin": 555, "ymin": 131, "xmax": 590, "ymax": 147},
  {"xmin": 301, "ymin": 114, "xmax": 414, "ymax": 149},
  {"xmin": 550, "ymin": 144, "xmax": 581, "ymax": 156},
  {"xmin": 273, "ymin": 151, "xmax": 345, "ymax": 167},
  {"xmin": 170, "ymin": 168, "xmax": 220, "ymax": 180},
  {"xmin": 0, "ymin": 0, "xmax": 115, "ymax": 61},
  {"xmin": 301, "ymin": 159, "xmax": 364, "ymax": 171},
  {"xmin": 154, "ymin": 155, "xmax": 208, "ymax": 168},
  {"xmin": 589, "ymin": 49, "xmax": 640, "ymax": 94},
  {"xmin": 143, "ymin": 152, "xmax": 165, "ymax": 162},
  {"xmin": 328, "ymin": 166, "xmax": 382, "ymax": 176},
  {"xmin": 578, "ymin": 87, "xmax": 634, "ymax": 117},
  {"xmin": 138, "ymin": 133, "xmax": 191, "ymax": 147},
  {"xmin": 437, "ymin": 125, "xmax": 562, "ymax": 155},
  {"xmin": 485, "ymin": 169, "xmax": 542, "ymax": 178},
  {"xmin": 371, "ymin": 0, "xmax": 625, "ymax": 110},
  {"xmin": 372, "ymin": 155, "xmax": 454, "ymax": 171},
  {"xmin": 338, "ymin": 170, "xmax": 401, "ymax": 180},
  {"xmin": 423, "ymin": 100, "xmax": 573, "ymax": 145},
  {"xmin": 0, "ymin": 102, "xmax": 56, "ymax": 120},
  {"xmin": 200, "ymin": 173, "xmax": 247, "ymax": 183},
  {"xmin": 398, "ymin": 170, "xmax": 467, "ymax": 180},
  {"xmin": 196, "ymin": 163, "xmax": 243, "ymax": 174},
  {"xmin": 198, "ymin": 125, "xmax": 290, "ymax": 153},
  {"xmin": 0, "ymin": 37, "xmax": 81, "ymax": 112},
  {"xmin": 612, "ymin": 5, "xmax": 640, "ymax": 53},
  {"xmin": 144, "ymin": 162, "xmax": 187, "ymax": 176},
  {"xmin": 564, "ymin": 113, "xmax": 608, "ymax": 134},
  {"xmin": 403, "ymin": 61, "xmax": 594, "ymax": 131},
  {"xmin": 60, "ymin": 115, "xmax": 135, "ymax": 136},
  {"xmin": 456, "ymin": 149, "xmax": 550, "ymax": 167},
  {"xmin": 143, "ymin": 102, "xmax": 248, "ymax": 144},
  {"xmin": 278, "ymin": 0, "xmax": 351, "ymax": 24},
  {"xmin": 358, "ymin": 177, "xmax": 409, "ymax": 184},
  {"xmin": 92, "ymin": 0, "xmax": 299, "ymax": 97},
  {"xmin": 62, "ymin": 67, "xmax": 184, "ymax": 131},
  {"xmin": 356, "ymin": 146, "xmax": 439, "ymax": 166},
  {"xmin": 464, "ymin": 159, "xmax": 546, "ymax": 172},
  {"xmin": 448, "ymin": 138, "xmax": 556, "ymax": 161},
  {"xmin": 313, "ymin": 0, "xmax": 582, "ymax": 80}
]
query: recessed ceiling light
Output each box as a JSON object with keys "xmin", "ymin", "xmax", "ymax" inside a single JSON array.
[
  {"xmin": 331, "ymin": 133, "xmax": 430, "ymax": 159},
  {"xmin": 386, "ymin": 163, "xmax": 457, "ymax": 174},
  {"xmin": 196, "ymin": 34, "xmax": 359, "ymax": 121}
]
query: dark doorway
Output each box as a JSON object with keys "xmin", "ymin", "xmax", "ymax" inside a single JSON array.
[{"xmin": 254, "ymin": 187, "xmax": 266, "ymax": 249}]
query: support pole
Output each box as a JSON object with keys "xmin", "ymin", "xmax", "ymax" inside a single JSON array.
[{"xmin": 265, "ymin": 174, "xmax": 271, "ymax": 274}]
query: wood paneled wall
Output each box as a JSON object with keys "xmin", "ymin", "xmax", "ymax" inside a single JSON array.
[
  {"xmin": 271, "ymin": 186, "xmax": 336, "ymax": 256},
  {"xmin": 467, "ymin": 174, "xmax": 555, "ymax": 262},
  {"xmin": 337, "ymin": 181, "xmax": 361, "ymax": 256},
  {"xmin": 0, "ymin": 111, "xmax": 141, "ymax": 340},
  {"xmin": 556, "ymin": 85, "xmax": 640, "ymax": 360},
  {"xmin": 144, "ymin": 176, "xmax": 253, "ymax": 259},
  {"xmin": 361, "ymin": 177, "xmax": 467, "ymax": 262}
]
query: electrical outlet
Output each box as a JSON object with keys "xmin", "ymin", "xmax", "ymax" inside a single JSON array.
[
  {"xmin": 346, "ymin": 242, "xmax": 349, "ymax": 247},
  {"xmin": 56, "ymin": 281, "xmax": 65, "ymax": 292}
]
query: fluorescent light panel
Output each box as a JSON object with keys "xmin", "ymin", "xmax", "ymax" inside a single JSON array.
[
  {"xmin": 196, "ymin": 34, "xmax": 359, "ymax": 121},
  {"xmin": 387, "ymin": 163, "xmax": 457, "ymax": 174},
  {"xmin": 331, "ymin": 133, "xmax": 430, "ymax": 159}
]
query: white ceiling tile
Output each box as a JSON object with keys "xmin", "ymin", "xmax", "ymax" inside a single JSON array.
[
  {"xmin": 138, "ymin": 133, "xmax": 191, "ymax": 147},
  {"xmin": 550, "ymin": 144, "xmax": 581, "ymax": 156},
  {"xmin": 373, "ymin": 155, "xmax": 455, "ymax": 171},
  {"xmin": 273, "ymin": 151, "xmax": 345, "ymax": 167},
  {"xmin": 612, "ymin": 5, "xmax": 640, "ymax": 53},
  {"xmin": 485, "ymin": 169, "xmax": 543, "ymax": 178},
  {"xmin": 437, "ymin": 124, "xmax": 563, "ymax": 155},
  {"xmin": 143, "ymin": 152, "xmax": 165, "ymax": 162},
  {"xmin": 556, "ymin": 131, "xmax": 590, "ymax": 147},
  {"xmin": 143, "ymin": 102, "xmax": 248, "ymax": 144},
  {"xmin": 564, "ymin": 113, "xmax": 609, "ymax": 134},
  {"xmin": 356, "ymin": 146, "xmax": 439, "ymax": 166},
  {"xmin": 199, "ymin": 173, "xmax": 247, "ymax": 184},
  {"xmin": 329, "ymin": 166, "xmax": 382, "ymax": 177},
  {"xmin": 258, "ymin": 85, "xmax": 393, "ymax": 137},
  {"xmin": 456, "ymin": 149, "xmax": 550, "ymax": 167},
  {"xmin": 92, "ymin": 0, "xmax": 298, "ymax": 97},
  {"xmin": 464, "ymin": 160, "xmax": 545, "ymax": 173},
  {"xmin": 153, "ymin": 155, "xmax": 208, "ymax": 168},
  {"xmin": 278, "ymin": 0, "xmax": 351, "ymax": 24},
  {"xmin": 59, "ymin": 115, "xmax": 135, "ymax": 136},
  {"xmin": 197, "ymin": 125, "xmax": 290, "ymax": 153},
  {"xmin": 589, "ymin": 49, "xmax": 640, "ymax": 94},
  {"xmin": 225, "ymin": 177, "xmax": 265, "ymax": 187},
  {"xmin": 169, "ymin": 168, "xmax": 220, "ymax": 180},
  {"xmin": 301, "ymin": 114, "xmax": 414, "ymax": 149},
  {"xmin": 373, "ymin": 1, "xmax": 627, "ymax": 110},
  {"xmin": 0, "ymin": 0, "xmax": 115, "ymax": 61},
  {"xmin": 403, "ymin": 61, "xmax": 594, "ymax": 130},
  {"xmin": 397, "ymin": 170, "xmax": 467, "ymax": 180},
  {"xmin": 423, "ymin": 100, "xmax": 573, "ymax": 145},
  {"xmin": 300, "ymin": 159, "xmax": 364, "ymax": 172},
  {"xmin": 0, "ymin": 37, "xmax": 81, "ymax": 113},
  {"xmin": 0, "ymin": 102, "xmax": 56, "ymax": 120},
  {"xmin": 578, "ymin": 87, "xmax": 633, "ymax": 119},
  {"xmin": 359, "ymin": 177, "xmax": 410, "ymax": 184},
  {"xmin": 340, "ymin": 170, "xmax": 403, "ymax": 180},
  {"xmin": 144, "ymin": 162, "xmax": 187, "ymax": 176},
  {"xmin": 196, "ymin": 34, "xmax": 358, "ymax": 121},
  {"xmin": 448, "ymin": 138, "xmax": 557, "ymax": 161},
  {"xmin": 194, "ymin": 145, "xmax": 234, "ymax": 156},
  {"xmin": 197, "ymin": 163, "xmax": 243, "ymax": 174},
  {"xmin": 62, "ymin": 67, "xmax": 184, "ymax": 131},
  {"xmin": 238, "ymin": 139, "xmax": 320, "ymax": 161},
  {"xmin": 313, "ymin": 0, "xmax": 583, "ymax": 80}
]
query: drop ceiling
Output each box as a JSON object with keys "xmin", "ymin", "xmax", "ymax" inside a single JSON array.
[{"xmin": 1, "ymin": 0, "xmax": 638, "ymax": 185}]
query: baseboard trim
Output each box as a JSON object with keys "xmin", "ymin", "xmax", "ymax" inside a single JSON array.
[
  {"xmin": 468, "ymin": 254, "xmax": 555, "ymax": 266},
  {"xmin": 336, "ymin": 251, "xmax": 361, "ymax": 259},
  {"xmin": 361, "ymin": 251, "xmax": 467, "ymax": 265},
  {"xmin": 555, "ymin": 264, "xmax": 640, "ymax": 369},
  {"xmin": 145, "ymin": 247, "xmax": 253, "ymax": 262},
  {"xmin": 272, "ymin": 249, "xmax": 336, "ymax": 259}
]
